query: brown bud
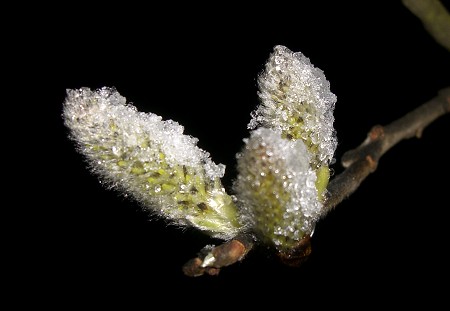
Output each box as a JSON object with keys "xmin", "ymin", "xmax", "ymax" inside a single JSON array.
[{"xmin": 277, "ymin": 235, "xmax": 312, "ymax": 267}]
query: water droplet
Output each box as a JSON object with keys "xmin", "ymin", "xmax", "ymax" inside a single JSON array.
[{"xmin": 112, "ymin": 146, "xmax": 120, "ymax": 155}]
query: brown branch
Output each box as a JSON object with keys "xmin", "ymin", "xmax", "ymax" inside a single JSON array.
[
  {"xmin": 183, "ymin": 87, "xmax": 450, "ymax": 276},
  {"xmin": 402, "ymin": 0, "xmax": 450, "ymax": 52},
  {"xmin": 322, "ymin": 87, "xmax": 450, "ymax": 215},
  {"xmin": 182, "ymin": 234, "xmax": 254, "ymax": 277}
]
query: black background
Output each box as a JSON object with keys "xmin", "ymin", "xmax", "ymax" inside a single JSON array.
[{"xmin": 21, "ymin": 1, "xmax": 450, "ymax": 308}]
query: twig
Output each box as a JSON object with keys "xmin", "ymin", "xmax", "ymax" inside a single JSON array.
[
  {"xmin": 182, "ymin": 87, "xmax": 450, "ymax": 276},
  {"xmin": 323, "ymin": 87, "xmax": 450, "ymax": 215},
  {"xmin": 402, "ymin": 0, "xmax": 450, "ymax": 52},
  {"xmin": 182, "ymin": 234, "xmax": 254, "ymax": 277}
]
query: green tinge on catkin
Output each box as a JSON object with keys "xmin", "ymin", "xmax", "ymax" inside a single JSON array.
[
  {"xmin": 271, "ymin": 90, "xmax": 323, "ymax": 168},
  {"xmin": 252, "ymin": 45, "xmax": 337, "ymax": 171},
  {"xmin": 247, "ymin": 168, "xmax": 303, "ymax": 250},
  {"xmin": 315, "ymin": 165, "xmax": 330, "ymax": 201},
  {"xmin": 63, "ymin": 87, "xmax": 241, "ymax": 240},
  {"xmin": 234, "ymin": 128, "xmax": 320, "ymax": 251},
  {"xmin": 90, "ymin": 140, "xmax": 240, "ymax": 237}
]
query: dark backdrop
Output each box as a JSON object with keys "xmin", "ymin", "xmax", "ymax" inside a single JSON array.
[{"xmin": 23, "ymin": 1, "xmax": 450, "ymax": 308}]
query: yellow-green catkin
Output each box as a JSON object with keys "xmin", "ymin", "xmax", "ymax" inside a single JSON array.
[
  {"xmin": 63, "ymin": 87, "xmax": 241, "ymax": 239},
  {"xmin": 250, "ymin": 45, "xmax": 337, "ymax": 199},
  {"xmin": 234, "ymin": 128, "xmax": 321, "ymax": 251},
  {"xmin": 235, "ymin": 46, "xmax": 337, "ymax": 251}
]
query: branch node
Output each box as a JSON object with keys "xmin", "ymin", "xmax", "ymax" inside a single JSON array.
[
  {"xmin": 182, "ymin": 258, "xmax": 206, "ymax": 277},
  {"xmin": 369, "ymin": 125, "xmax": 385, "ymax": 141},
  {"xmin": 182, "ymin": 235, "xmax": 254, "ymax": 277},
  {"xmin": 415, "ymin": 128, "xmax": 423, "ymax": 139},
  {"xmin": 210, "ymin": 239, "xmax": 247, "ymax": 266},
  {"xmin": 365, "ymin": 155, "xmax": 378, "ymax": 172},
  {"xmin": 277, "ymin": 235, "xmax": 312, "ymax": 267},
  {"xmin": 325, "ymin": 87, "xmax": 449, "ymax": 218}
]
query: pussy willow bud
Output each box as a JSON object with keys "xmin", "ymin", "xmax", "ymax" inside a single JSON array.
[
  {"xmin": 63, "ymin": 87, "xmax": 240, "ymax": 239},
  {"xmin": 233, "ymin": 128, "xmax": 321, "ymax": 251},
  {"xmin": 234, "ymin": 46, "xmax": 337, "ymax": 252},
  {"xmin": 249, "ymin": 45, "xmax": 337, "ymax": 170}
]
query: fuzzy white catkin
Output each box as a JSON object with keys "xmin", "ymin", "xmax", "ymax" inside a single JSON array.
[
  {"xmin": 62, "ymin": 45, "xmax": 337, "ymax": 253},
  {"xmin": 234, "ymin": 45, "xmax": 337, "ymax": 251},
  {"xmin": 63, "ymin": 87, "xmax": 241, "ymax": 239},
  {"xmin": 233, "ymin": 128, "xmax": 321, "ymax": 250},
  {"xmin": 249, "ymin": 45, "xmax": 337, "ymax": 168}
]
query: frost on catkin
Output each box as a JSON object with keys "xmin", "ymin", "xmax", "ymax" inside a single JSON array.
[
  {"xmin": 249, "ymin": 45, "xmax": 337, "ymax": 169},
  {"xmin": 63, "ymin": 87, "xmax": 240, "ymax": 239},
  {"xmin": 234, "ymin": 128, "xmax": 320, "ymax": 251},
  {"xmin": 234, "ymin": 46, "xmax": 337, "ymax": 251}
]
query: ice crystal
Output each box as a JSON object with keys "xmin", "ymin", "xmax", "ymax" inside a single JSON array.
[
  {"xmin": 233, "ymin": 128, "xmax": 321, "ymax": 250},
  {"xmin": 250, "ymin": 45, "xmax": 337, "ymax": 168}
]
